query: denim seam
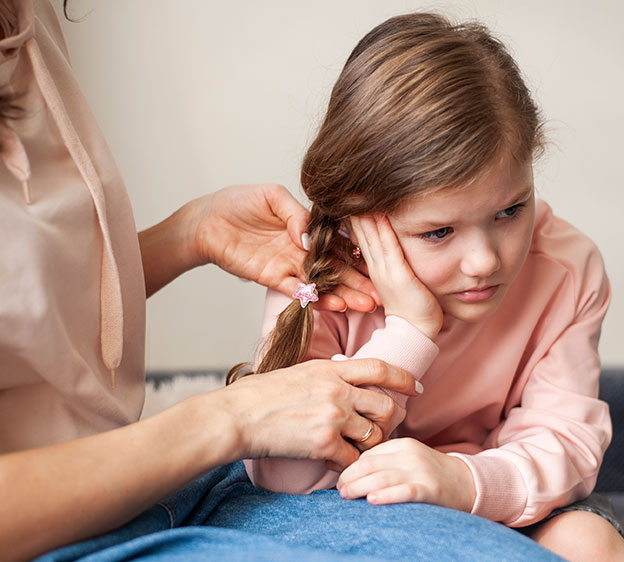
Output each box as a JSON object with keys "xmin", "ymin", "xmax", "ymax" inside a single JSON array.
[{"xmin": 156, "ymin": 501, "xmax": 176, "ymax": 528}]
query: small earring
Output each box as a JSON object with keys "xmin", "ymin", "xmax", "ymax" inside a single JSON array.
[{"xmin": 352, "ymin": 246, "xmax": 361, "ymax": 259}]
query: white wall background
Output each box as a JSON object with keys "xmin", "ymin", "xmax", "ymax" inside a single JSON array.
[{"xmin": 56, "ymin": 0, "xmax": 623, "ymax": 370}]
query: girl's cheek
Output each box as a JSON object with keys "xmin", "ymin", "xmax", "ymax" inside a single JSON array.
[{"xmin": 404, "ymin": 249, "xmax": 452, "ymax": 292}]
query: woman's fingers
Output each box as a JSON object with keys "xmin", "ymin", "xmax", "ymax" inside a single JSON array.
[
  {"xmin": 327, "ymin": 358, "xmax": 418, "ymax": 396},
  {"xmin": 333, "ymin": 266, "xmax": 381, "ymax": 309},
  {"xmin": 263, "ymin": 184, "xmax": 311, "ymax": 252},
  {"xmin": 343, "ymin": 413, "xmax": 382, "ymax": 452},
  {"xmin": 316, "ymin": 267, "xmax": 379, "ymax": 312}
]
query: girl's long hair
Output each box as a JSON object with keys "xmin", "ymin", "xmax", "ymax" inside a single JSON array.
[{"xmin": 227, "ymin": 12, "xmax": 544, "ymax": 383}]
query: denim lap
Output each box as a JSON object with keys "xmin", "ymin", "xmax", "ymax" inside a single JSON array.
[{"xmin": 36, "ymin": 462, "xmax": 565, "ymax": 562}]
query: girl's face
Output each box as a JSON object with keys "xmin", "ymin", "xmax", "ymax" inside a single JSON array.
[{"xmin": 388, "ymin": 157, "xmax": 536, "ymax": 324}]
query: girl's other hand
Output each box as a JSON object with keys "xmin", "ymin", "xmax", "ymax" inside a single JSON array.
[
  {"xmin": 350, "ymin": 215, "xmax": 443, "ymax": 339},
  {"xmin": 337, "ymin": 438, "xmax": 476, "ymax": 512}
]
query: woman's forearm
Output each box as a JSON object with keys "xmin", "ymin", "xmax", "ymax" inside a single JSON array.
[
  {"xmin": 138, "ymin": 202, "xmax": 201, "ymax": 298},
  {"xmin": 1, "ymin": 359, "xmax": 414, "ymax": 562},
  {"xmin": 0, "ymin": 392, "xmax": 241, "ymax": 562}
]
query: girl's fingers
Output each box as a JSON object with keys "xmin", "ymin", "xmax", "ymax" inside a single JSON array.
[
  {"xmin": 338, "ymin": 468, "xmax": 403, "ymax": 499},
  {"xmin": 352, "ymin": 215, "xmax": 380, "ymax": 262},
  {"xmin": 316, "ymin": 293, "xmax": 349, "ymax": 312},
  {"xmin": 351, "ymin": 215, "xmax": 407, "ymax": 281},
  {"xmin": 338, "ymin": 440, "xmax": 415, "ymax": 484},
  {"xmin": 338, "ymin": 449, "xmax": 384, "ymax": 484},
  {"xmin": 374, "ymin": 215, "xmax": 406, "ymax": 262},
  {"xmin": 367, "ymin": 483, "xmax": 416, "ymax": 505}
]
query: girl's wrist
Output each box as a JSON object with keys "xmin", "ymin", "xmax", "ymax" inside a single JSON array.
[
  {"xmin": 448, "ymin": 456, "xmax": 477, "ymax": 513},
  {"xmin": 385, "ymin": 311, "xmax": 441, "ymax": 340}
]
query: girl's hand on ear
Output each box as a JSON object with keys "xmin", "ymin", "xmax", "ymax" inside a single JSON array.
[
  {"xmin": 350, "ymin": 215, "xmax": 443, "ymax": 339},
  {"xmin": 336, "ymin": 438, "xmax": 476, "ymax": 512}
]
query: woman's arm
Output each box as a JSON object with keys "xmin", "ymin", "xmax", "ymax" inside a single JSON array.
[
  {"xmin": 0, "ymin": 359, "xmax": 415, "ymax": 562},
  {"xmin": 138, "ymin": 184, "xmax": 379, "ymax": 312}
]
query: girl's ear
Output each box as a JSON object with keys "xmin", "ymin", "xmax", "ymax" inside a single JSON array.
[{"xmin": 338, "ymin": 218, "xmax": 359, "ymax": 247}]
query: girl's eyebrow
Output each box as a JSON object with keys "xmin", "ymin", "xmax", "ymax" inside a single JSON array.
[{"xmin": 504, "ymin": 184, "xmax": 534, "ymax": 207}]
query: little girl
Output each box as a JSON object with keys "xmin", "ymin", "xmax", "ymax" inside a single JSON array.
[{"xmin": 230, "ymin": 13, "xmax": 623, "ymax": 561}]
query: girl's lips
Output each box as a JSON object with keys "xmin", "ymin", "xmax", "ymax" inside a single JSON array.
[{"xmin": 453, "ymin": 285, "xmax": 500, "ymax": 303}]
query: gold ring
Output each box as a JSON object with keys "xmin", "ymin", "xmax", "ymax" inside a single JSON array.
[{"xmin": 353, "ymin": 418, "xmax": 374, "ymax": 443}]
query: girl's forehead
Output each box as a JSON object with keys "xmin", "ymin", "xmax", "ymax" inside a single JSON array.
[{"xmin": 391, "ymin": 159, "xmax": 534, "ymax": 225}]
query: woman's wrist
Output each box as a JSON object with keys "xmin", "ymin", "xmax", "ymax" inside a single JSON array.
[
  {"xmin": 177, "ymin": 390, "xmax": 249, "ymax": 470},
  {"xmin": 138, "ymin": 200, "xmax": 206, "ymax": 297}
]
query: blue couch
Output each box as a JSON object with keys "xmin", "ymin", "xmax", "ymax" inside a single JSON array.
[{"xmin": 595, "ymin": 369, "xmax": 624, "ymax": 524}]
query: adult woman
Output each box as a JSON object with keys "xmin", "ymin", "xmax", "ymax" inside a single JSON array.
[{"xmin": 0, "ymin": 2, "xmax": 416, "ymax": 560}]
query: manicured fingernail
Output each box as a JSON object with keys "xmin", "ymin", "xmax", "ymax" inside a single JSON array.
[
  {"xmin": 301, "ymin": 233, "xmax": 311, "ymax": 251},
  {"xmin": 340, "ymin": 304, "xmax": 348, "ymax": 313},
  {"xmin": 415, "ymin": 380, "xmax": 424, "ymax": 394},
  {"xmin": 369, "ymin": 305, "xmax": 377, "ymax": 314}
]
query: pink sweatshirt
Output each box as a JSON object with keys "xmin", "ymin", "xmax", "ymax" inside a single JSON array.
[
  {"xmin": 245, "ymin": 199, "xmax": 612, "ymax": 527},
  {"xmin": 0, "ymin": 1, "xmax": 146, "ymax": 452}
]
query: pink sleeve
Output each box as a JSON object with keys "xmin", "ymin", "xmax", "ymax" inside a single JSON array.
[
  {"xmin": 450, "ymin": 249, "xmax": 612, "ymax": 526},
  {"xmin": 335, "ymin": 315, "xmax": 439, "ymax": 430},
  {"xmin": 245, "ymin": 290, "xmax": 438, "ymax": 494}
]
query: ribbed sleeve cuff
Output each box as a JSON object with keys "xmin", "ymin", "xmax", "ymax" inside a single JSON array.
[
  {"xmin": 350, "ymin": 315, "xmax": 439, "ymax": 378},
  {"xmin": 449, "ymin": 452, "xmax": 528, "ymax": 524}
]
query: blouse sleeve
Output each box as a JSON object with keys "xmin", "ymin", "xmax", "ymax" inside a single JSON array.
[{"xmin": 245, "ymin": 289, "xmax": 439, "ymax": 494}]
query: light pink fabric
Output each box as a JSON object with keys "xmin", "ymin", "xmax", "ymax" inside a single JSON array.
[
  {"xmin": 0, "ymin": 1, "xmax": 146, "ymax": 452},
  {"xmin": 246, "ymin": 199, "xmax": 611, "ymax": 527}
]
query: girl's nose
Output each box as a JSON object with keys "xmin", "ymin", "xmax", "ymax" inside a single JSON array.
[{"xmin": 460, "ymin": 235, "xmax": 501, "ymax": 279}]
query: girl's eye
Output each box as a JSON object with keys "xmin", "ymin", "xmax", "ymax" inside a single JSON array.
[
  {"xmin": 420, "ymin": 226, "xmax": 453, "ymax": 241},
  {"xmin": 496, "ymin": 204, "xmax": 522, "ymax": 219}
]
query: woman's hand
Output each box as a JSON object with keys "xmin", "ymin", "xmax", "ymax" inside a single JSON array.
[
  {"xmin": 220, "ymin": 359, "xmax": 418, "ymax": 471},
  {"xmin": 191, "ymin": 183, "xmax": 308, "ymax": 296},
  {"xmin": 337, "ymin": 437, "xmax": 476, "ymax": 512},
  {"xmin": 350, "ymin": 215, "xmax": 443, "ymax": 339},
  {"xmin": 140, "ymin": 183, "xmax": 378, "ymax": 311}
]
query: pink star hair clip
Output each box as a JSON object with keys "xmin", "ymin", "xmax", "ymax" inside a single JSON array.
[{"xmin": 293, "ymin": 282, "xmax": 319, "ymax": 308}]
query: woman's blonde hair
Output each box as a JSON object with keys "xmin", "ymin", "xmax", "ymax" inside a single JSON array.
[{"xmin": 227, "ymin": 12, "xmax": 544, "ymax": 383}]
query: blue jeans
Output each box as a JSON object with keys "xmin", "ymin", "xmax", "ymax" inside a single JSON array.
[{"xmin": 35, "ymin": 462, "xmax": 564, "ymax": 561}]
